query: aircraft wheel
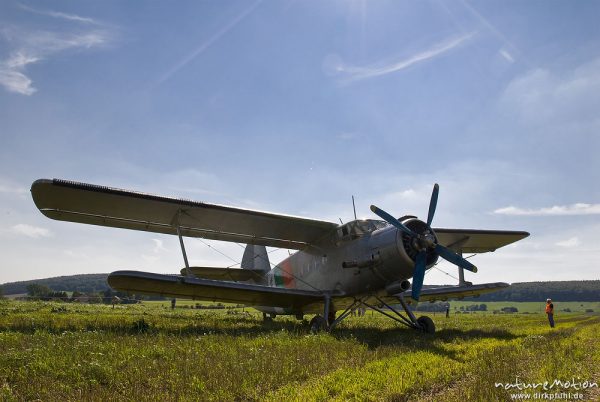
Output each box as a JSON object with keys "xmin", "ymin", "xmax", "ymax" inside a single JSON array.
[
  {"xmin": 263, "ymin": 312, "xmax": 275, "ymax": 322},
  {"xmin": 417, "ymin": 316, "xmax": 435, "ymax": 334},
  {"xmin": 309, "ymin": 315, "xmax": 327, "ymax": 333}
]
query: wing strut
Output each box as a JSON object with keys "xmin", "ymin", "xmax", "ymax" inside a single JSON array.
[
  {"xmin": 173, "ymin": 210, "xmax": 191, "ymax": 277},
  {"xmin": 444, "ymin": 236, "xmax": 471, "ymax": 286}
]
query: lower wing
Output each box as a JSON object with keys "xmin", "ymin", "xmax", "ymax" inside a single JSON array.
[
  {"xmin": 108, "ymin": 271, "xmax": 331, "ymax": 309},
  {"xmin": 108, "ymin": 272, "xmax": 508, "ymax": 313},
  {"xmin": 388, "ymin": 282, "xmax": 509, "ymax": 303}
]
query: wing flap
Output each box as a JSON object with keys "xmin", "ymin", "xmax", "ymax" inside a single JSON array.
[
  {"xmin": 434, "ymin": 228, "xmax": 529, "ymax": 253},
  {"xmin": 180, "ymin": 267, "xmax": 265, "ymax": 281},
  {"xmin": 108, "ymin": 270, "xmax": 327, "ymax": 308},
  {"xmin": 31, "ymin": 179, "xmax": 338, "ymax": 249}
]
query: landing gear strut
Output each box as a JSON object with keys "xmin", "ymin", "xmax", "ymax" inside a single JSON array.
[{"xmin": 325, "ymin": 293, "xmax": 436, "ymax": 334}]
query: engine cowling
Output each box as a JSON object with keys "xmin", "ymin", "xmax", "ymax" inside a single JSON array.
[
  {"xmin": 366, "ymin": 220, "xmax": 438, "ymax": 280},
  {"xmin": 399, "ymin": 218, "xmax": 439, "ymax": 267}
]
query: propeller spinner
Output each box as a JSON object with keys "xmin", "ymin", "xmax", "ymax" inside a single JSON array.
[{"xmin": 370, "ymin": 184, "xmax": 477, "ymax": 301}]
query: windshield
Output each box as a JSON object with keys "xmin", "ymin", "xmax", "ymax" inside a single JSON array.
[{"xmin": 338, "ymin": 219, "xmax": 387, "ymax": 239}]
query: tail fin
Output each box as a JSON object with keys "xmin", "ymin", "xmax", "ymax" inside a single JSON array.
[{"xmin": 241, "ymin": 244, "xmax": 270, "ymax": 284}]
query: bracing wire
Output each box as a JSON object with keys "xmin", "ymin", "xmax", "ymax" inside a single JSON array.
[
  {"xmin": 196, "ymin": 238, "xmax": 240, "ymax": 266},
  {"xmin": 424, "ymin": 254, "xmax": 477, "ymax": 281},
  {"xmin": 180, "ymin": 210, "xmax": 323, "ymax": 291}
]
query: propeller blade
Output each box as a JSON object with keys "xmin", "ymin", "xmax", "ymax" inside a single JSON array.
[
  {"xmin": 426, "ymin": 183, "xmax": 439, "ymax": 226},
  {"xmin": 370, "ymin": 205, "xmax": 416, "ymax": 237},
  {"xmin": 411, "ymin": 251, "xmax": 427, "ymax": 301},
  {"xmin": 434, "ymin": 244, "xmax": 478, "ymax": 273}
]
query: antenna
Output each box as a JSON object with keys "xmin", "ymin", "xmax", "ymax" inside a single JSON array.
[{"xmin": 352, "ymin": 195, "xmax": 357, "ymax": 220}]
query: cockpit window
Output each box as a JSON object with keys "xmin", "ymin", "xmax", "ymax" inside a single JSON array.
[{"xmin": 337, "ymin": 219, "xmax": 387, "ymax": 240}]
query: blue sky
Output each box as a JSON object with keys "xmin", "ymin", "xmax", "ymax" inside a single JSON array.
[{"xmin": 0, "ymin": 1, "xmax": 598, "ymax": 285}]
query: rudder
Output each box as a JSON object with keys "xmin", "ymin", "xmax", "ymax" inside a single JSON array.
[{"xmin": 241, "ymin": 244, "xmax": 270, "ymax": 283}]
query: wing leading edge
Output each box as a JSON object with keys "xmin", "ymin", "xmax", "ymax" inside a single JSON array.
[{"xmin": 31, "ymin": 179, "xmax": 338, "ymax": 249}]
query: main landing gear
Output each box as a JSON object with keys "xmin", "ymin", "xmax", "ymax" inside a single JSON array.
[{"xmin": 311, "ymin": 293, "xmax": 436, "ymax": 334}]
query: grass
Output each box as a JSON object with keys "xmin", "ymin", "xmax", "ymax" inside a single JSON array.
[{"xmin": 0, "ymin": 299, "xmax": 597, "ymax": 401}]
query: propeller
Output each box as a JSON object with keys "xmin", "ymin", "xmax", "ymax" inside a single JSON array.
[{"xmin": 370, "ymin": 183, "xmax": 477, "ymax": 301}]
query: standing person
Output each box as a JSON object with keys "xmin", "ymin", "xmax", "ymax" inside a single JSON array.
[{"xmin": 545, "ymin": 298, "xmax": 555, "ymax": 328}]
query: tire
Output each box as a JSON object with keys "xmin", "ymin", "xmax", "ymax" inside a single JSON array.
[
  {"xmin": 263, "ymin": 312, "xmax": 274, "ymax": 322},
  {"xmin": 309, "ymin": 315, "xmax": 327, "ymax": 333},
  {"xmin": 417, "ymin": 316, "xmax": 435, "ymax": 334}
]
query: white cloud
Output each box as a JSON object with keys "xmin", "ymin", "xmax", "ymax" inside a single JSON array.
[
  {"xmin": 12, "ymin": 223, "xmax": 52, "ymax": 238},
  {"xmin": 499, "ymin": 49, "xmax": 514, "ymax": 63},
  {"xmin": 324, "ymin": 32, "xmax": 474, "ymax": 82},
  {"xmin": 0, "ymin": 11, "xmax": 113, "ymax": 95},
  {"xmin": 0, "ymin": 183, "xmax": 27, "ymax": 195},
  {"xmin": 64, "ymin": 249, "xmax": 92, "ymax": 260},
  {"xmin": 18, "ymin": 4, "xmax": 99, "ymax": 25},
  {"xmin": 152, "ymin": 238, "xmax": 168, "ymax": 253},
  {"xmin": 493, "ymin": 203, "xmax": 600, "ymax": 216},
  {"xmin": 499, "ymin": 57, "xmax": 600, "ymax": 127},
  {"xmin": 555, "ymin": 237, "xmax": 580, "ymax": 248},
  {"xmin": 336, "ymin": 132, "xmax": 358, "ymax": 141},
  {"xmin": 141, "ymin": 254, "xmax": 159, "ymax": 264},
  {"xmin": 0, "ymin": 52, "xmax": 38, "ymax": 95}
]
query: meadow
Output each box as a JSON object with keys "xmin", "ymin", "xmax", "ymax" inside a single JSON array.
[{"xmin": 0, "ymin": 300, "xmax": 597, "ymax": 401}]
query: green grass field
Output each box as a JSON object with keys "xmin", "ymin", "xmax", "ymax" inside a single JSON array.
[{"xmin": 0, "ymin": 300, "xmax": 598, "ymax": 401}]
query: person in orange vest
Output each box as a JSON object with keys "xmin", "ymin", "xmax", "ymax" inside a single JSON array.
[{"xmin": 545, "ymin": 298, "xmax": 555, "ymax": 328}]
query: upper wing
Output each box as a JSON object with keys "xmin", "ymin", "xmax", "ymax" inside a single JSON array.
[
  {"xmin": 433, "ymin": 228, "xmax": 529, "ymax": 253},
  {"xmin": 31, "ymin": 179, "xmax": 338, "ymax": 249},
  {"xmin": 108, "ymin": 270, "xmax": 329, "ymax": 309}
]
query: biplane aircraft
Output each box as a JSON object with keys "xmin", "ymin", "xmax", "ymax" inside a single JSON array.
[{"xmin": 31, "ymin": 179, "xmax": 528, "ymax": 334}]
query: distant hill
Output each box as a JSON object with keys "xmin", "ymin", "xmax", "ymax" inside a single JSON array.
[
  {"xmin": 463, "ymin": 280, "xmax": 600, "ymax": 302},
  {"xmin": 1, "ymin": 275, "xmax": 599, "ymax": 301},
  {"xmin": 1, "ymin": 274, "xmax": 110, "ymax": 295}
]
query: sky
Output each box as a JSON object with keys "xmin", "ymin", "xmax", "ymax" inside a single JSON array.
[{"xmin": 0, "ymin": 0, "xmax": 598, "ymax": 286}]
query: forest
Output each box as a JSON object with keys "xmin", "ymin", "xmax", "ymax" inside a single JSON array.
[{"xmin": 1, "ymin": 275, "xmax": 599, "ymax": 301}]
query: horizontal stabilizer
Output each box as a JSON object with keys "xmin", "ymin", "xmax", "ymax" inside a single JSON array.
[{"xmin": 180, "ymin": 267, "xmax": 265, "ymax": 281}]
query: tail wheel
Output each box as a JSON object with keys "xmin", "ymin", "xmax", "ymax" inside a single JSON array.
[
  {"xmin": 262, "ymin": 312, "xmax": 275, "ymax": 322},
  {"xmin": 309, "ymin": 315, "xmax": 327, "ymax": 333},
  {"xmin": 417, "ymin": 316, "xmax": 435, "ymax": 334}
]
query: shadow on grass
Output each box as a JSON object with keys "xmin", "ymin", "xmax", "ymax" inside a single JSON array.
[
  {"xmin": 328, "ymin": 325, "xmax": 523, "ymax": 361},
  {"xmin": 0, "ymin": 314, "xmax": 308, "ymax": 336},
  {"xmin": 9, "ymin": 311, "xmax": 592, "ymax": 346}
]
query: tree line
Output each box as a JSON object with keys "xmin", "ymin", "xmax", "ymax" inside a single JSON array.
[
  {"xmin": 463, "ymin": 280, "xmax": 600, "ymax": 302},
  {"xmin": 2, "ymin": 275, "xmax": 599, "ymax": 302}
]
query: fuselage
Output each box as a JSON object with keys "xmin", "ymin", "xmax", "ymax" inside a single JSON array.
[{"xmin": 265, "ymin": 219, "xmax": 437, "ymax": 299}]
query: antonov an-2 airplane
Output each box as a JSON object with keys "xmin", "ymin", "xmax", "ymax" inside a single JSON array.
[{"xmin": 31, "ymin": 179, "xmax": 529, "ymax": 334}]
